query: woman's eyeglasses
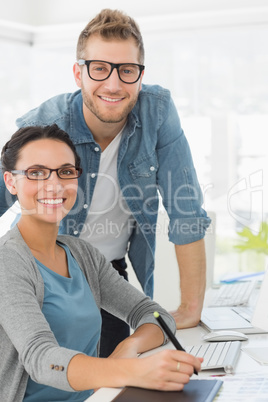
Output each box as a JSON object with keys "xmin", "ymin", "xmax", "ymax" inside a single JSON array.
[{"xmin": 10, "ymin": 166, "xmax": 83, "ymax": 180}]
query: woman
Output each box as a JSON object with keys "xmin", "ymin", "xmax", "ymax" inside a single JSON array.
[{"xmin": 0, "ymin": 124, "xmax": 202, "ymax": 401}]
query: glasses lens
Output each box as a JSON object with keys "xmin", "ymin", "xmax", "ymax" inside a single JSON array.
[
  {"xmin": 27, "ymin": 168, "xmax": 50, "ymax": 180},
  {"xmin": 58, "ymin": 167, "xmax": 80, "ymax": 179},
  {"xmin": 89, "ymin": 61, "xmax": 111, "ymax": 81},
  {"xmin": 118, "ymin": 64, "xmax": 141, "ymax": 83}
]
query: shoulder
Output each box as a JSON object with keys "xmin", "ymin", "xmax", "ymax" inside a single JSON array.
[
  {"xmin": 0, "ymin": 227, "xmax": 40, "ymax": 283},
  {"xmin": 0, "ymin": 226, "xmax": 28, "ymax": 255},
  {"xmin": 16, "ymin": 90, "xmax": 82, "ymax": 128},
  {"xmin": 135, "ymin": 84, "xmax": 174, "ymax": 119},
  {"xmin": 139, "ymin": 84, "xmax": 171, "ymax": 103},
  {"xmin": 133, "ymin": 84, "xmax": 178, "ymax": 129}
]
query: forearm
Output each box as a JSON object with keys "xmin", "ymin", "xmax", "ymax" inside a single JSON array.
[
  {"xmin": 172, "ymin": 239, "xmax": 206, "ymax": 328},
  {"xmin": 109, "ymin": 323, "xmax": 165, "ymax": 358},
  {"xmin": 67, "ymin": 323, "xmax": 165, "ymax": 390},
  {"xmin": 129, "ymin": 323, "xmax": 165, "ymax": 353},
  {"xmin": 176, "ymin": 239, "xmax": 206, "ymax": 311},
  {"xmin": 67, "ymin": 353, "xmax": 139, "ymax": 391}
]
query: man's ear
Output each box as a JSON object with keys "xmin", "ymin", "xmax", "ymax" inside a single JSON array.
[
  {"xmin": 73, "ymin": 62, "xmax": 82, "ymax": 88},
  {"xmin": 4, "ymin": 172, "xmax": 18, "ymax": 195}
]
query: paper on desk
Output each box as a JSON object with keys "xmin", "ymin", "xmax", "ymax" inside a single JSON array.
[
  {"xmin": 242, "ymin": 347, "xmax": 268, "ymax": 365},
  {"xmin": 214, "ymin": 375, "xmax": 268, "ymax": 401}
]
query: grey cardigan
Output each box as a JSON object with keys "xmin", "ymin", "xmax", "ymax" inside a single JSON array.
[{"xmin": 0, "ymin": 226, "xmax": 176, "ymax": 402}]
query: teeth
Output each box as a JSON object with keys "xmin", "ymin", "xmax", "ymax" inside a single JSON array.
[
  {"xmin": 39, "ymin": 199, "xmax": 63, "ymax": 205},
  {"xmin": 101, "ymin": 96, "xmax": 122, "ymax": 102}
]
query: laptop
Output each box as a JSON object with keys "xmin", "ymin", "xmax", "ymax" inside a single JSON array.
[{"xmin": 201, "ymin": 274, "xmax": 268, "ymax": 334}]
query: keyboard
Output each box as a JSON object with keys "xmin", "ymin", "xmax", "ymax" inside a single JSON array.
[
  {"xmin": 185, "ymin": 341, "xmax": 241, "ymax": 374},
  {"xmin": 208, "ymin": 281, "xmax": 256, "ymax": 307}
]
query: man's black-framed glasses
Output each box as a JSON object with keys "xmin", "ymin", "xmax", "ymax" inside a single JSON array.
[
  {"xmin": 78, "ymin": 59, "xmax": 145, "ymax": 84},
  {"xmin": 10, "ymin": 165, "xmax": 83, "ymax": 181}
]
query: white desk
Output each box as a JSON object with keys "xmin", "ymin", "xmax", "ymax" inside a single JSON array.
[{"xmin": 85, "ymin": 325, "xmax": 268, "ymax": 401}]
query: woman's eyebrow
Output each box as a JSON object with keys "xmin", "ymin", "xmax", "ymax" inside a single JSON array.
[
  {"xmin": 27, "ymin": 163, "xmax": 76, "ymax": 168},
  {"xmin": 26, "ymin": 164, "xmax": 47, "ymax": 168}
]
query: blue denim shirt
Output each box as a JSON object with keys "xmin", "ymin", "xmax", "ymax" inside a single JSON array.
[{"xmin": 0, "ymin": 84, "xmax": 210, "ymax": 297}]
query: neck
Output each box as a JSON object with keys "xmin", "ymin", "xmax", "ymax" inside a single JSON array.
[
  {"xmin": 83, "ymin": 104, "xmax": 126, "ymax": 151},
  {"xmin": 17, "ymin": 217, "xmax": 59, "ymax": 257}
]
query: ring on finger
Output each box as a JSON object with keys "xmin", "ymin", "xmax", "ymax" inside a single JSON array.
[{"xmin": 176, "ymin": 362, "xmax": 181, "ymax": 372}]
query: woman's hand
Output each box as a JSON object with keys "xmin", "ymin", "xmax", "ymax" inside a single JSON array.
[{"xmin": 128, "ymin": 349, "xmax": 203, "ymax": 391}]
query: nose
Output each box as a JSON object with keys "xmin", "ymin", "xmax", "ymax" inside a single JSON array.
[
  {"xmin": 103, "ymin": 67, "xmax": 122, "ymax": 92},
  {"xmin": 45, "ymin": 171, "xmax": 63, "ymax": 191}
]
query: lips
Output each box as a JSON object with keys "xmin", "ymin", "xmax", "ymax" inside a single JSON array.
[
  {"xmin": 38, "ymin": 198, "xmax": 64, "ymax": 205},
  {"xmin": 99, "ymin": 95, "xmax": 124, "ymax": 102}
]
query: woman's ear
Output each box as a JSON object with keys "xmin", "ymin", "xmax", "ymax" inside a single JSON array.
[{"xmin": 4, "ymin": 172, "xmax": 18, "ymax": 195}]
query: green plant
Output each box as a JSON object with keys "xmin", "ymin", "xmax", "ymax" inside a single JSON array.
[{"xmin": 235, "ymin": 222, "xmax": 268, "ymax": 255}]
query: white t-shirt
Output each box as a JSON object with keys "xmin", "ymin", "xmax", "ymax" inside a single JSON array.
[{"xmin": 80, "ymin": 130, "xmax": 135, "ymax": 261}]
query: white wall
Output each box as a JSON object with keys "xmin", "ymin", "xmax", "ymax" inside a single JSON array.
[{"xmin": 2, "ymin": 0, "xmax": 268, "ymax": 26}]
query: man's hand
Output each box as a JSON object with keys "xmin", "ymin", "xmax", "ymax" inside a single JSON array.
[{"xmin": 170, "ymin": 303, "xmax": 202, "ymax": 329}]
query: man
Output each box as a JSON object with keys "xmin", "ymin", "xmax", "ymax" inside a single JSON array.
[{"xmin": 0, "ymin": 9, "xmax": 211, "ymax": 357}]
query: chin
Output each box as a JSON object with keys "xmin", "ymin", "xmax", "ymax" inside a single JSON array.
[{"xmin": 97, "ymin": 113, "xmax": 126, "ymax": 124}]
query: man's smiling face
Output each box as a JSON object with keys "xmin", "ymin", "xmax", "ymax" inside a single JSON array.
[{"xmin": 74, "ymin": 34, "xmax": 144, "ymax": 125}]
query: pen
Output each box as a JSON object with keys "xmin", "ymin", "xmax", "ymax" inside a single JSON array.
[{"xmin": 153, "ymin": 311, "xmax": 198, "ymax": 376}]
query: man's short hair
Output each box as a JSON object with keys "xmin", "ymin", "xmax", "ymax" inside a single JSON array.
[{"xmin": 76, "ymin": 9, "xmax": 144, "ymax": 64}]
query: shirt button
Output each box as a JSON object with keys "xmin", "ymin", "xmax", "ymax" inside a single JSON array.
[
  {"xmin": 73, "ymin": 230, "xmax": 79, "ymax": 235},
  {"xmin": 91, "ymin": 173, "xmax": 96, "ymax": 178},
  {"xmin": 150, "ymin": 166, "xmax": 155, "ymax": 171},
  {"xmin": 83, "ymin": 204, "xmax": 88, "ymax": 209},
  {"xmin": 94, "ymin": 147, "xmax": 100, "ymax": 152}
]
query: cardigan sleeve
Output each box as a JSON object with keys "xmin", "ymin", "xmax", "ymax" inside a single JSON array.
[{"xmin": 0, "ymin": 243, "xmax": 80, "ymax": 392}]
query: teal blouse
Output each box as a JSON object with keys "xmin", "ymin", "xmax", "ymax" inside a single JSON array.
[{"xmin": 24, "ymin": 243, "xmax": 101, "ymax": 401}]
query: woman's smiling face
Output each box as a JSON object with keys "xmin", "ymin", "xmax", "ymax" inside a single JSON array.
[{"xmin": 5, "ymin": 138, "xmax": 79, "ymax": 224}]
